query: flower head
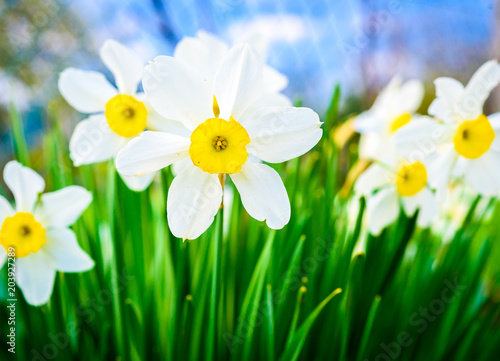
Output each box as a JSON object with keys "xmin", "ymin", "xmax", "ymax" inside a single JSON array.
[
  {"xmin": 0, "ymin": 161, "xmax": 94, "ymax": 306},
  {"xmin": 354, "ymin": 76, "xmax": 424, "ymax": 162},
  {"xmin": 58, "ymin": 40, "xmax": 186, "ymax": 191},
  {"xmin": 116, "ymin": 44, "xmax": 322, "ymax": 240},
  {"xmin": 394, "ymin": 60, "xmax": 500, "ymax": 197},
  {"xmin": 355, "ymin": 158, "xmax": 438, "ymax": 235}
]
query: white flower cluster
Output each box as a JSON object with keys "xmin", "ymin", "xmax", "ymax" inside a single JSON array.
[
  {"xmin": 1, "ymin": 32, "xmax": 323, "ymax": 305},
  {"xmin": 354, "ymin": 61, "xmax": 500, "ymax": 235}
]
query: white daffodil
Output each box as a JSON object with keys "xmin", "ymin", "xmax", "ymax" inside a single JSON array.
[
  {"xmin": 116, "ymin": 44, "xmax": 322, "ymax": 240},
  {"xmin": 394, "ymin": 60, "xmax": 500, "ymax": 197},
  {"xmin": 354, "ymin": 76, "xmax": 424, "ymax": 162},
  {"xmin": 0, "ymin": 161, "xmax": 94, "ymax": 306},
  {"xmin": 355, "ymin": 158, "xmax": 438, "ymax": 236},
  {"xmin": 58, "ymin": 39, "xmax": 186, "ymax": 192},
  {"xmin": 174, "ymin": 30, "xmax": 290, "ymax": 103}
]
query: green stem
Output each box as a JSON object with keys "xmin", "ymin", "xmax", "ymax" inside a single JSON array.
[{"xmin": 208, "ymin": 177, "xmax": 224, "ymax": 361}]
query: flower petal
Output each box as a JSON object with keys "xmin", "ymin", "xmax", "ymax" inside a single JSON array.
[
  {"xmin": 167, "ymin": 164, "xmax": 222, "ymax": 240},
  {"xmin": 230, "ymin": 162, "xmax": 290, "ymax": 229},
  {"xmin": 43, "ymin": 228, "xmax": 94, "ymax": 272},
  {"xmin": 58, "ymin": 68, "xmax": 117, "ymax": 113},
  {"xmin": 119, "ymin": 172, "xmax": 156, "ymax": 192},
  {"xmin": 144, "ymin": 101, "xmax": 191, "ymax": 137},
  {"xmin": 100, "ymin": 39, "xmax": 143, "ymax": 95},
  {"xmin": 174, "ymin": 30, "xmax": 229, "ymax": 85},
  {"xmin": 69, "ymin": 114, "xmax": 127, "ymax": 166},
  {"xmin": 426, "ymin": 146, "xmax": 457, "ymax": 200},
  {"xmin": 366, "ymin": 186, "xmax": 400, "ymax": 236},
  {"xmin": 214, "ymin": 43, "xmax": 264, "ymax": 120},
  {"xmin": 462, "ymin": 149, "xmax": 500, "ymax": 196},
  {"xmin": 4, "ymin": 161, "xmax": 45, "ymax": 213},
  {"xmin": 393, "ymin": 116, "xmax": 452, "ymax": 160},
  {"xmin": 0, "ymin": 195, "xmax": 15, "ymax": 224},
  {"xmin": 354, "ymin": 163, "xmax": 393, "ymax": 196},
  {"xmin": 34, "ymin": 186, "xmax": 92, "ymax": 228},
  {"xmin": 142, "ymin": 56, "xmax": 213, "ymax": 130},
  {"xmin": 429, "ymin": 77, "xmax": 464, "ymax": 120},
  {"xmin": 16, "ymin": 251, "xmax": 56, "ymax": 306},
  {"xmin": 116, "ymin": 131, "xmax": 190, "ymax": 176},
  {"xmin": 460, "ymin": 60, "xmax": 500, "ymax": 119},
  {"xmin": 415, "ymin": 188, "xmax": 438, "ymax": 228},
  {"xmin": 262, "ymin": 65, "xmax": 288, "ymax": 93},
  {"xmin": 392, "ymin": 79, "xmax": 424, "ymax": 115},
  {"xmin": 244, "ymin": 106, "xmax": 322, "ymax": 163}
]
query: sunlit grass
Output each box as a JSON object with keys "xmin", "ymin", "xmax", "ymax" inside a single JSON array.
[{"xmin": 1, "ymin": 88, "xmax": 499, "ymax": 361}]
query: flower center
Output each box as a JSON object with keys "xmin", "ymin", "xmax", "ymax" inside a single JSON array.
[
  {"xmin": 390, "ymin": 112, "xmax": 412, "ymax": 133},
  {"xmin": 105, "ymin": 94, "xmax": 148, "ymax": 138},
  {"xmin": 189, "ymin": 117, "xmax": 250, "ymax": 174},
  {"xmin": 396, "ymin": 161, "xmax": 427, "ymax": 197},
  {"xmin": 453, "ymin": 114, "xmax": 495, "ymax": 159},
  {"xmin": 0, "ymin": 212, "xmax": 46, "ymax": 258}
]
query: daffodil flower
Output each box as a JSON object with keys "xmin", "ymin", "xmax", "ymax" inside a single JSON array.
[
  {"xmin": 394, "ymin": 60, "xmax": 500, "ymax": 197},
  {"xmin": 355, "ymin": 159, "xmax": 438, "ymax": 235},
  {"xmin": 354, "ymin": 76, "xmax": 424, "ymax": 162},
  {"xmin": 116, "ymin": 44, "xmax": 322, "ymax": 240},
  {"xmin": 58, "ymin": 40, "xmax": 186, "ymax": 191},
  {"xmin": 0, "ymin": 161, "xmax": 94, "ymax": 306}
]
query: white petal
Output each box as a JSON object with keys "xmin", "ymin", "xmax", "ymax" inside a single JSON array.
[
  {"xmin": 34, "ymin": 186, "xmax": 92, "ymax": 228},
  {"xmin": 239, "ymin": 92, "xmax": 292, "ymax": 121},
  {"xmin": 0, "ymin": 195, "xmax": 15, "ymax": 224},
  {"xmin": 174, "ymin": 30, "xmax": 229, "ymax": 85},
  {"xmin": 171, "ymin": 158, "xmax": 193, "ymax": 176},
  {"xmin": 358, "ymin": 133, "xmax": 388, "ymax": 161},
  {"xmin": 393, "ymin": 116, "xmax": 452, "ymax": 160},
  {"xmin": 415, "ymin": 188, "xmax": 438, "ymax": 228},
  {"xmin": 426, "ymin": 146, "xmax": 457, "ymax": 199},
  {"xmin": 370, "ymin": 76, "xmax": 402, "ymax": 116},
  {"xmin": 392, "ymin": 79, "xmax": 424, "ymax": 115},
  {"xmin": 167, "ymin": 165, "xmax": 222, "ymax": 240},
  {"xmin": 4, "ymin": 161, "xmax": 45, "ymax": 213},
  {"xmin": 142, "ymin": 56, "xmax": 213, "ymax": 130},
  {"xmin": 69, "ymin": 114, "xmax": 127, "ymax": 166},
  {"xmin": 43, "ymin": 228, "xmax": 94, "ymax": 272},
  {"xmin": 244, "ymin": 106, "xmax": 322, "ymax": 163},
  {"xmin": 230, "ymin": 162, "xmax": 290, "ymax": 229},
  {"xmin": 58, "ymin": 68, "xmax": 117, "ymax": 113},
  {"xmin": 353, "ymin": 111, "xmax": 385, "ymax": 133},
  {"xmin": 460, "ymin": 60, "xmax": 500, "ymax": 119},
  {"xmin": 400, "ymin": 192, "xmax": 420, "ymax": 218},
  {"xmin": 262, "ymin": 65, "xmax": 288, "ymax": 92},
  {"xmin": 462, "ymin": 149, "xmax": 500, "ymax": 196},
  {"xmin": 16, "ymin": 251, "xmax": 56, "ymax": 306},
  {"xmin": 354, "ymin": 163, "xmax": 394, "ymax": 196},
  {"xmin": 145, "ymin": 103, "xmax": 191, "ymax": 137},
  {"xmin": 100, "ymin": 39, "xmax": 143, "ymax": 95},
  {"xmin": 119, "ymin": 172, "xmax": 156, "ymax": 192},
  {"xmin": 487, "ymin": 112, "xmax": 500, "ymax": 152},
  {"xmin": 214, "ymin": 43, "xmax": 264, "ymax": 120},
  {"xmin": 429, "ymin": 77, "xmax": 465, "ymax": 121},
  {"xmin": 116, "ymin": 131, "xmax": 190, "ymax": 176},
  {"xmin": 366, "ymin": 186, "xmax": 400, "ymax": 236}
]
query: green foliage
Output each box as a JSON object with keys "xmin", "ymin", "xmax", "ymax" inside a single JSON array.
[{"xmin": 1, "ymin": 89, "xmax": 499, "ymax": 361}]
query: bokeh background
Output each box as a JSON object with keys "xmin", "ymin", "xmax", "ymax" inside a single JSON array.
[{"xmin": 1, "ymin": 0, "xmax": 498, "ymax": 164}]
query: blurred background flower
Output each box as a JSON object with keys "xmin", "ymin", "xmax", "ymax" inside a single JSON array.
[{"xmin": 0, "ymin": 0, "xmax": 498, "ymax": 165}]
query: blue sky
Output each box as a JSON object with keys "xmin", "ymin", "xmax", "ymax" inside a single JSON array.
[{"xmin": 60, "ymin": 0, "xmax": 496, "ymax": 112}]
